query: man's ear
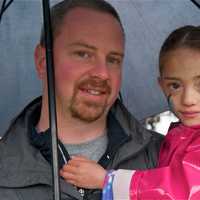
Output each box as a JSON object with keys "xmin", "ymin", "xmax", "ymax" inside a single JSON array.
[{"xmin": 34, "ymin": 44, "xmax": 46, "ymax": 80}]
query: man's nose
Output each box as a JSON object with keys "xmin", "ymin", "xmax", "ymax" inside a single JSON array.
[{"xmin": 89, "ymin": 59, "xmax": 110, "ymax": 80}]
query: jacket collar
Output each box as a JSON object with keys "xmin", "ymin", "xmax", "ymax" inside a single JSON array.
[{"xmin": 108, "ymin": 99, "xmax": 156, "ymax": 168}]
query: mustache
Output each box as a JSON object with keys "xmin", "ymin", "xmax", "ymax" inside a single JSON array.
[{"xmin": 77, "ymin": 77, "xmax": 111, "ymax": 94}]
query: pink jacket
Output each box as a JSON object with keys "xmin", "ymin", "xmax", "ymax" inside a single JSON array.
[{"xmin": 130, "ymin": 123, "xmax": 200, "ymax": 200}]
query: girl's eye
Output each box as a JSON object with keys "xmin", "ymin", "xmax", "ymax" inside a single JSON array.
[
  {"xmin": 194, "ymin": 79, "xmax": 200, "ymax": 93},
  {"xmin": 167, "ymin": 82, "xmax": 181, "ymax": 93},
  {"xmin": 171, "ymin": 83, "xmax": 180, "ymax": 89}
]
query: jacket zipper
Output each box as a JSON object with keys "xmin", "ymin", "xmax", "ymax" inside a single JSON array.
[{"xmin": 58, "ymin": 144, "xmax": 85, "ymax": 198}]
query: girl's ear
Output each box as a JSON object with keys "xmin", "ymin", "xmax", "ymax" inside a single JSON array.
[{"xmin": 34, "ymin": 44, "xmax": 46, "ymax": 80}]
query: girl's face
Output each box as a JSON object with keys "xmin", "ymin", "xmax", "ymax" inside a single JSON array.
[{"xmin": 159, "ymin": 48, "xmax": 200, "ymax": 126}]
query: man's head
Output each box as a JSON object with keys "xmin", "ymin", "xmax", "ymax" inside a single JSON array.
[
  {"xmin": 40, "ymin": 0, "xmax": 124, "ymax": 47},
  {"xmin": 35, "ymin": 0, "xmax": 125, "ymax": 123}
]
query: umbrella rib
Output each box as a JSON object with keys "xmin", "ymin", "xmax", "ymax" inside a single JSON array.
[
  {"xmin": 0, "ymin": 0, "xmax": 14, "ymax": 23},
  {"xmin": 191, "ymin": 0, "xmax": 200, "ymax": 9}
]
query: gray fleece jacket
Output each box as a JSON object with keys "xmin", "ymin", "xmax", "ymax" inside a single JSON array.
[{"xmin": 0, "ymin": 97, "xmax": 163, "ymax": 200}]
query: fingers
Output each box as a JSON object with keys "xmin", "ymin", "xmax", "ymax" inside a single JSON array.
[
  {"xmin": 60, "ymin": 169, "xmax": 81, "ymax": 187},
  {"xmin": 64, "ymin": 156, "xmax": 96, "ymax": 169},
  {"xmin": 60, "ymin": 165, "xmax": 78, "ymax": 184},
  {"xmin": 62, "ymin": 163, "xmax": 77, "ymax": 173},
  {"xmin": 60, "ymin": 169, "xmax": 74, "ymax": 180},
  {"xmin": 60, "ymin": 162, "xmax": 77, "ymax": 180},
  {"xmin": 71, "ymin": 155, "xmax": 91, "ymax": 161},
  {"xmin": 60, "ymin": 164, "xmax": 85, "ymax": 188}
]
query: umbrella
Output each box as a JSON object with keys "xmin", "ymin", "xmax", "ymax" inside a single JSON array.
[
  {"xmin": 1, "ymin": 0, "xmax": 200, "ymax": 136},
  {"xmin": 0, "ymin": 0, "xmax": 200, "ymax": 134},
  {"xmin": 0, "ymin": 0, "xmax": 199, "ymax": 199}
]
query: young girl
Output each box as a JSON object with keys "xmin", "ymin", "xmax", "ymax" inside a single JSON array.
[{"xmin": 60, "ymin": 25, "xmax": 200, "ymax": 200}]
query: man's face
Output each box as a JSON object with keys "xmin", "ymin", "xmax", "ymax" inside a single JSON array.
[{"xmin": 38, "ymin": 8, "xmax": 124, "ymax": 122}]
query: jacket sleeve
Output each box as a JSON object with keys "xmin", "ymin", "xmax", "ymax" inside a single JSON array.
[{"xmin": 129, "ymin": 144, "xmax": 200, "ymax": 200}]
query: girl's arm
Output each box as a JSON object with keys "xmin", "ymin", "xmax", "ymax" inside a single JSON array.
[
  {"xmin": 60, "ymin": 137, "xmax": 200, "ymax": 200},
  {"xmin": 109, "ymin": 141, "xmax": 200, "ymax": 200}
]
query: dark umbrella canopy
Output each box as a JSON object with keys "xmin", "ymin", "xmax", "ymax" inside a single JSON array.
[
  {"xmin": 0, "ymin": 0, "xmax": 199, "ymax": 135},
  {"xmin": 109, "ymin": 0, "xmax": 200, "ymax": 120}
]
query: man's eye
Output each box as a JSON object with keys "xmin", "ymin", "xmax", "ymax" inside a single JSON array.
[
  {"xmin": 74, "ymin": 51, "xmax": 91, "ymax": 59},
  {"xmin": 107, "ymin": 57, "xmax": 122, "ymax": 66}
]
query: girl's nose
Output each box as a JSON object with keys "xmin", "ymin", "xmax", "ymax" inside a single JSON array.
[{"xmin": 181, "ymin": 87, "xmax": 199, "ymax": 106}]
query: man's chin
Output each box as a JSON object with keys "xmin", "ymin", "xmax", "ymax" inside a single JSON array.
[{"xmin": 71, "ymin": 103, "xmax": 106, "ymax": 123}]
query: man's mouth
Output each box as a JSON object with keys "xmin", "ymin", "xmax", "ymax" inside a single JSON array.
[
  {"xmin": 76, "ymin": 78, "xmax": 111, "ymax": 99},
  {"xmin": 80, "ymin": 88, "xmax": 107, "ymax": 96}
]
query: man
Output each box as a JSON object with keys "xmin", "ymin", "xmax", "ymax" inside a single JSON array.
[{"xmin": 0, "ymin": 0, "xmax": 163, "ymax": 199}]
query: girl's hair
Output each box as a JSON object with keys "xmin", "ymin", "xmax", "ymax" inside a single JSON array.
[{"xmin": 159, "ymin": 25, "xmax": 200, "ymax": 75}]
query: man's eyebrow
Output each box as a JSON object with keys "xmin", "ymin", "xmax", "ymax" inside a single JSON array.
[
  {"xmin": 68, "ymin": 42, "xmax": 97, "ymax": 50},
  {"xmin": 109, "ymin": 51, "xmax": 124, "ymax": 58},
  {"xmin": 68, "ymin": 42, "xmax": 124, "ymax": 58}
]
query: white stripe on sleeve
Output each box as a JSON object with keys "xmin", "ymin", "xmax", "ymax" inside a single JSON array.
[{"xmin": 113, "ymin": 169, "xmax": 135, "ymax": 200}]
